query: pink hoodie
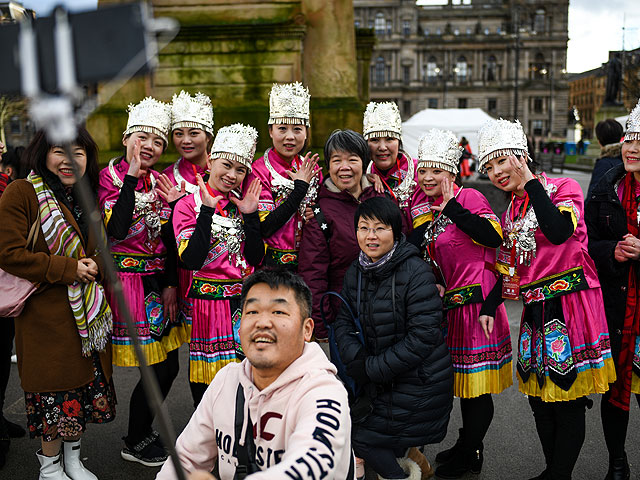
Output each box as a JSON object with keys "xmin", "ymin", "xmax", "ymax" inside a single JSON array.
[{"xmin": 156, "ymin": 342, "xmax": 353, "ymax": 480}]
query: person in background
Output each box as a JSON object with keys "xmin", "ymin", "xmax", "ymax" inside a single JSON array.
[
  {"xmin": 335, "ymin": 197, "xmax": 453, "ymax": 480},
  {"xmin": 0, "ymin": 128, "xmax": 115, "ymax": 480},
  {"xmin": 458, "ymin": 137, "xmax": 472, "ymax": 180},
  {"xmin": 363, "ymin": 102, "xmax": 418, "ymax": 228},
  {"xmin": 586, "ymin": 119, "xmax": 624, "ymax": 201},
  {"xmin": 585, "ymin": 98, "xmax": 640, "ymax": 480},
  {"xmin": 244, "ymin": 82, "xmax": 321, "ymax": 271},
  {"xmin": 98, "ymin": 97, "xmax": 186, "ymax": 467},
  {"xmin": 159, "ymin": 90, "xmax": 216, "ymax": 357},
  {"xmin": 478, "ymin": 118, "xmax": 616, "ymax": 480}
]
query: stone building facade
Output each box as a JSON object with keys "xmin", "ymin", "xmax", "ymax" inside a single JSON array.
[{"xmin": 354, "ymin": 0, "xmax": 570, "ymax": 138}]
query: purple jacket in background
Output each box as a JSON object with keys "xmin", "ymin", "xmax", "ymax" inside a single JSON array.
[{"xmin": 298, "ymin": 176, "xmax": 383, "ymax": 339}]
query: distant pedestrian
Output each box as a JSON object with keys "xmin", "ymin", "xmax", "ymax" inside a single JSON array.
[
  {"xmin": 459, "ymin": 137, "xmax": 472, "ymax": 179},
  {"xmin": 586, "ymin": 119, "xmax": 624, "ymax": 201},
  {"xmin": 478, "ymin": 118, "xmax": 616, "ymax": 480}
]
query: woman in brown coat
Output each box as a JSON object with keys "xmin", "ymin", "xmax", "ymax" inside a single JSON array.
[{"xmin": 0, "ymin": 129, "xmax": 115, "ymax": 480}]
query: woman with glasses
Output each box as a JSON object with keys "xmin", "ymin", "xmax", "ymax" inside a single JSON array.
[{"xmin": 334, "ymin": 196, "xmax": 453, "ymax": 480}]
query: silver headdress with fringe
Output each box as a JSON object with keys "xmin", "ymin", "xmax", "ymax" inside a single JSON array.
[
  {"xmin": 363, "ymin": 101, "xmax": 402, "ymax": 140},
  {"xmin": 268, "ymin": 82, "xmax": 310, "ymax": 127},
  {"xmin": 417, "ymin": 128, "xmax": 462, "ymax": 175},
  {"xmin": 171, "ymin": 91, "xmax": 214, "ymax": 135},
  {"xmin": 477, "ymin": 118, "xmax": 528, "ymax": 172},
  {"xmin": 123, "ymin": 97, "xmax": 171, "ymax": 144},
  {"xmin": 210, "ymin": 123, "xmax": 258, "ymax": 171},
  {"xmin": 625, "ymin": 98, "xmax": 640, "ymax": 141}
]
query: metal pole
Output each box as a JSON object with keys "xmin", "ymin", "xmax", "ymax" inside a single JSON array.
[{"xmin": 513, "ymin": 6, "xmax": 520, "ymax": 120}]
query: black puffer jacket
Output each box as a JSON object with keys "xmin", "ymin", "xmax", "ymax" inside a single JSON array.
[
  {"xmin": 334, "ymin": 239, "xmax": 453, "ymax": 448},
  {"xmin": 585, "ymin": 163, "xmax": 638, "ymax": 361}
]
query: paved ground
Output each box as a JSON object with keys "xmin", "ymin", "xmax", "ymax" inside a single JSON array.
[{"xmin": 3, "ymin": 168, "xmax": 639, "ymax": 479}]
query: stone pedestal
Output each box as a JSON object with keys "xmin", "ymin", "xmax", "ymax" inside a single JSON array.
[{"xmin": 595, "ymin": 104, "xmax": 628, "ymax": 128}]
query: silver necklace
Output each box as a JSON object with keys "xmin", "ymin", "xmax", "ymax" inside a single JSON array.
[
  {"xmin": 366, "ymin": 153, "xmax": 416, "ymax": 207},
  {"xmin": 194, "ymin": 191, "xmax": 247, "ymax": 268},
  {"xmin": 108, "ymin": 158, "xmax": 163, "ymax": 243},
  {"xmin": 172, "ymin": 158, "xmax": 200, "ymax": 194}
]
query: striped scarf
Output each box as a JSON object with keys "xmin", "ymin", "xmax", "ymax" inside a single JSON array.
[{"xmin": 28, "ymin": 172, "xmax": 112, "ymax": 356}]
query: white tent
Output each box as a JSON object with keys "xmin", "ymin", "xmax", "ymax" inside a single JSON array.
[{"xmin": 402, "ymin": 108, "xmax": 495, "ymax": 158}]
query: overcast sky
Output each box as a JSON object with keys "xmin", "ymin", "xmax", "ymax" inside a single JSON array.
[{"xmin": 19, "ymin": 0, "xmax": 640, "ymax": 74}]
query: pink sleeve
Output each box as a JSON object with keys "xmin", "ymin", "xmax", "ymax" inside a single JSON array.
[
  {"xmin": 172, "ymin": 195, "xmax": 197, "ymax": 248},
  {"xmin": 550, "ymin": 177, "xmax": 583, "ymax": 222},
  {"xmin": 244, "ymin": 159, "xmax": 276, "ymax": 215},
  {"xmin": 98, "ymin": 167, "xmax": 119, "ymax": 219}
]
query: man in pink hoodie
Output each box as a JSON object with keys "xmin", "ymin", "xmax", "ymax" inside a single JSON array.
[{"xmin": 157, "ymin": 269, "xmax": 353, "ymax": 480}]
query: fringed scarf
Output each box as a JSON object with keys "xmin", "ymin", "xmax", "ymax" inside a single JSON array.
[
  {"xmin": 609, "ymin": 172, "xmax": 640, "ymax": 411},
  {"xmin": 28, "ymin": 172, "xmax": 112, "ymax": 356}
]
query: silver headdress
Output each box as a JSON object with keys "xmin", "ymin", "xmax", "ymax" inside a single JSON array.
[
  {"xmin": 477, "ymin": 118, "xmax": 529, "ymax": 172},
  {"xmin": 417, "ymin": 129, "xmax": 462, "ymax": 175},
  {"xmin": 123, "ymin": 97, "xmax": 171, "ymax": 144},
  {"xmin": 625, "ymin": 98, "xmax": 640, "ymax": 141},
  {"xmin": 268, "ymin": 82, "xmax": 311, "ymax": 126},
  {"xmin": 363, "ymin": 102, "xmax": 402, "ymax": 140},
  {"xmin": 170, "ymin": 91, "xmax": 214, "ymax": 135},
  {"xmin": 210, "ymin": 123, "xmax": 258, "ymax": 171}
]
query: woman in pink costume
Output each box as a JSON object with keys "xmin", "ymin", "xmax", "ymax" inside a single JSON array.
[
  {"xmin": 363, "ymin": 101, "xmax": 419, "ymax": 228},
  {"xmin": 159, "ymin": 91, "xmax": 215, "ymax": 338},
  {"xmin": 406, "ymin": 129, "xmax": 512, "ymax": 479},
  {"xmin": 244, "ymin": 82, "xmax": 321, "ymax": 271},
  {"xmin": 478, "ymin": 119, "xmax": 616, "ymax": 480},
  {"xmin": 172, "ymin": 124, "xmax": 264, "ymax": 406},
  {"xmin": 98, "ymin": 97, "xmax": 185, "ymax": 467}
]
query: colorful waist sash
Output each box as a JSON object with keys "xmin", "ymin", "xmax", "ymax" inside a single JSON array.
[
  {"xmin": 188, "ymin": 277, "xmax": 243, "ymax": 300},
  {"xmin": 112, "ymin": 252, "xmax": 165, "ymax": 273},
  {"xmin": 443, "ymin": 284, "xmax": 483, "ymax": 310},
  {"xmin": 265, "ymin": 247, "xmax": 298, "ymax": 267},
  {"xmin": 520, "ymin": 266, "xmax": 588, "ymax": 305}
]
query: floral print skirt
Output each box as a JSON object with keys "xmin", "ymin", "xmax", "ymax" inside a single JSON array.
[{"xmin": 24, "ymin": 352, "xmax": 116, "ymax": 441}]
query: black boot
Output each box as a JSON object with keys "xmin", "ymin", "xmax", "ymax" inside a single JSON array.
[
  {"xmin": 434, "ymin": 446, "xmax": 482, "ymax": 479},
  {"xmin": 435, "ymin": 428, "xmax": 464, "ymax": 464},
  {"xmin": 604, "ymin": 453, "xmax": 630, "ymax": 480}
]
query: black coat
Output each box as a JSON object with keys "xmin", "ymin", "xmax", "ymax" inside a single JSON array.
[
  {"xmin": 585, "ymin": 163, "xmax": 638, "ymax": 362},
  {"xmin": 333, "ymin": 239, "xmax": 453, "ymax": 448}
]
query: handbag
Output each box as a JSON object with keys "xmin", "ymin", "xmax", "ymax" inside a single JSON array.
[{"xmin": 0, "ymin": 212, "xmax": 40, "ymax": 317}]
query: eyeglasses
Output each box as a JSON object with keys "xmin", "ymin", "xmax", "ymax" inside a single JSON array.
[{"xmin": 357, "ymin": 226, "xmax": 392, "ymax": 236}]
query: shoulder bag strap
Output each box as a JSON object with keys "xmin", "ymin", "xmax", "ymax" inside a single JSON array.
[
  {"xmin": 233, "ymin": 384, "xmax": 258, "ymax": 479},
  {"xmin": 26, "ymin": 209, "xmax": 41, "ymax": 251},
  {"xmin": 312, "ymin": 204, "xmax": 332, "ymax": 243}
]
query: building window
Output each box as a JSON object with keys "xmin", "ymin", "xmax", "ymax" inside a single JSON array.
[
  {"xmin": 454, "ymin": 28, "xmax": 460, "ymax": 35},
  {"xmin": 484, "ymin": 27, "xmax": 490, "ymax": 35},
  {"xmin": 466, "ymin": 27, "xmax": 472, "ymax": 35},
  {"xmin": 455, "ymin": 56, "xmax": 468, "ymax": 82},
  {"xmin": 375, "ymin": 56, "xmax": 386, "ymax": 86},
  {"xmin": 426, "ymin": 56, "xmax": 438, "ymax": 83},
  {"xmin": 533, "ymin": 97, "xmax": 544, "ymax": 113},
  {"xmin": 436, "ymin": 28, "xmax": 441, "ymax": 35},
  {"xmin": 403, "ymin": 100, "xmax": 411, "ymax": 116},
  {"xmin": 403, "ymin": 20, "xmax": 411, "ymax": 36},
  {"xmin": 403, "ymin": 66, "xmax": 411, "ymax": 85},
  {"xmin": 458, "ymin": 98, "xmax": 468, "ymax": 109},
  {"xmin": 428, "ymin": 98, "xmax": 438, "ymax": 109},
  {"xmin": 487, "ymin": 98, "xmax": 497, "ymax": 113},
  {"xmin": 354, "ymin": 20, "xmax": 360, "ymax": 28},
  {"xmin": 487, "ymin": 55, "xmax": 497, "ymax": 82},
  {"xmin": 533, "ymin": 53, "xmax": 547, "ymax": 79},
  {"xmin": 375, "ymin": 13, "xmax": 386, "ymax": 35},
  {"xmin": 424, "ymin": 28, "xmax": 430, "ymax": 36},
  {"xmin": 534, "ymin": 8, "xmax": 546, "ymax": 33},
  {"xmin": 532, "ymin": 119, "xmax": 543, "ymax": 136},
  {"xmin": 368, "ymin": 20, "xmax": 373, "ymax": 29},
  {"xmin": 10, "ymin": 115, "xmax": 21, "ymax": 134}
]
